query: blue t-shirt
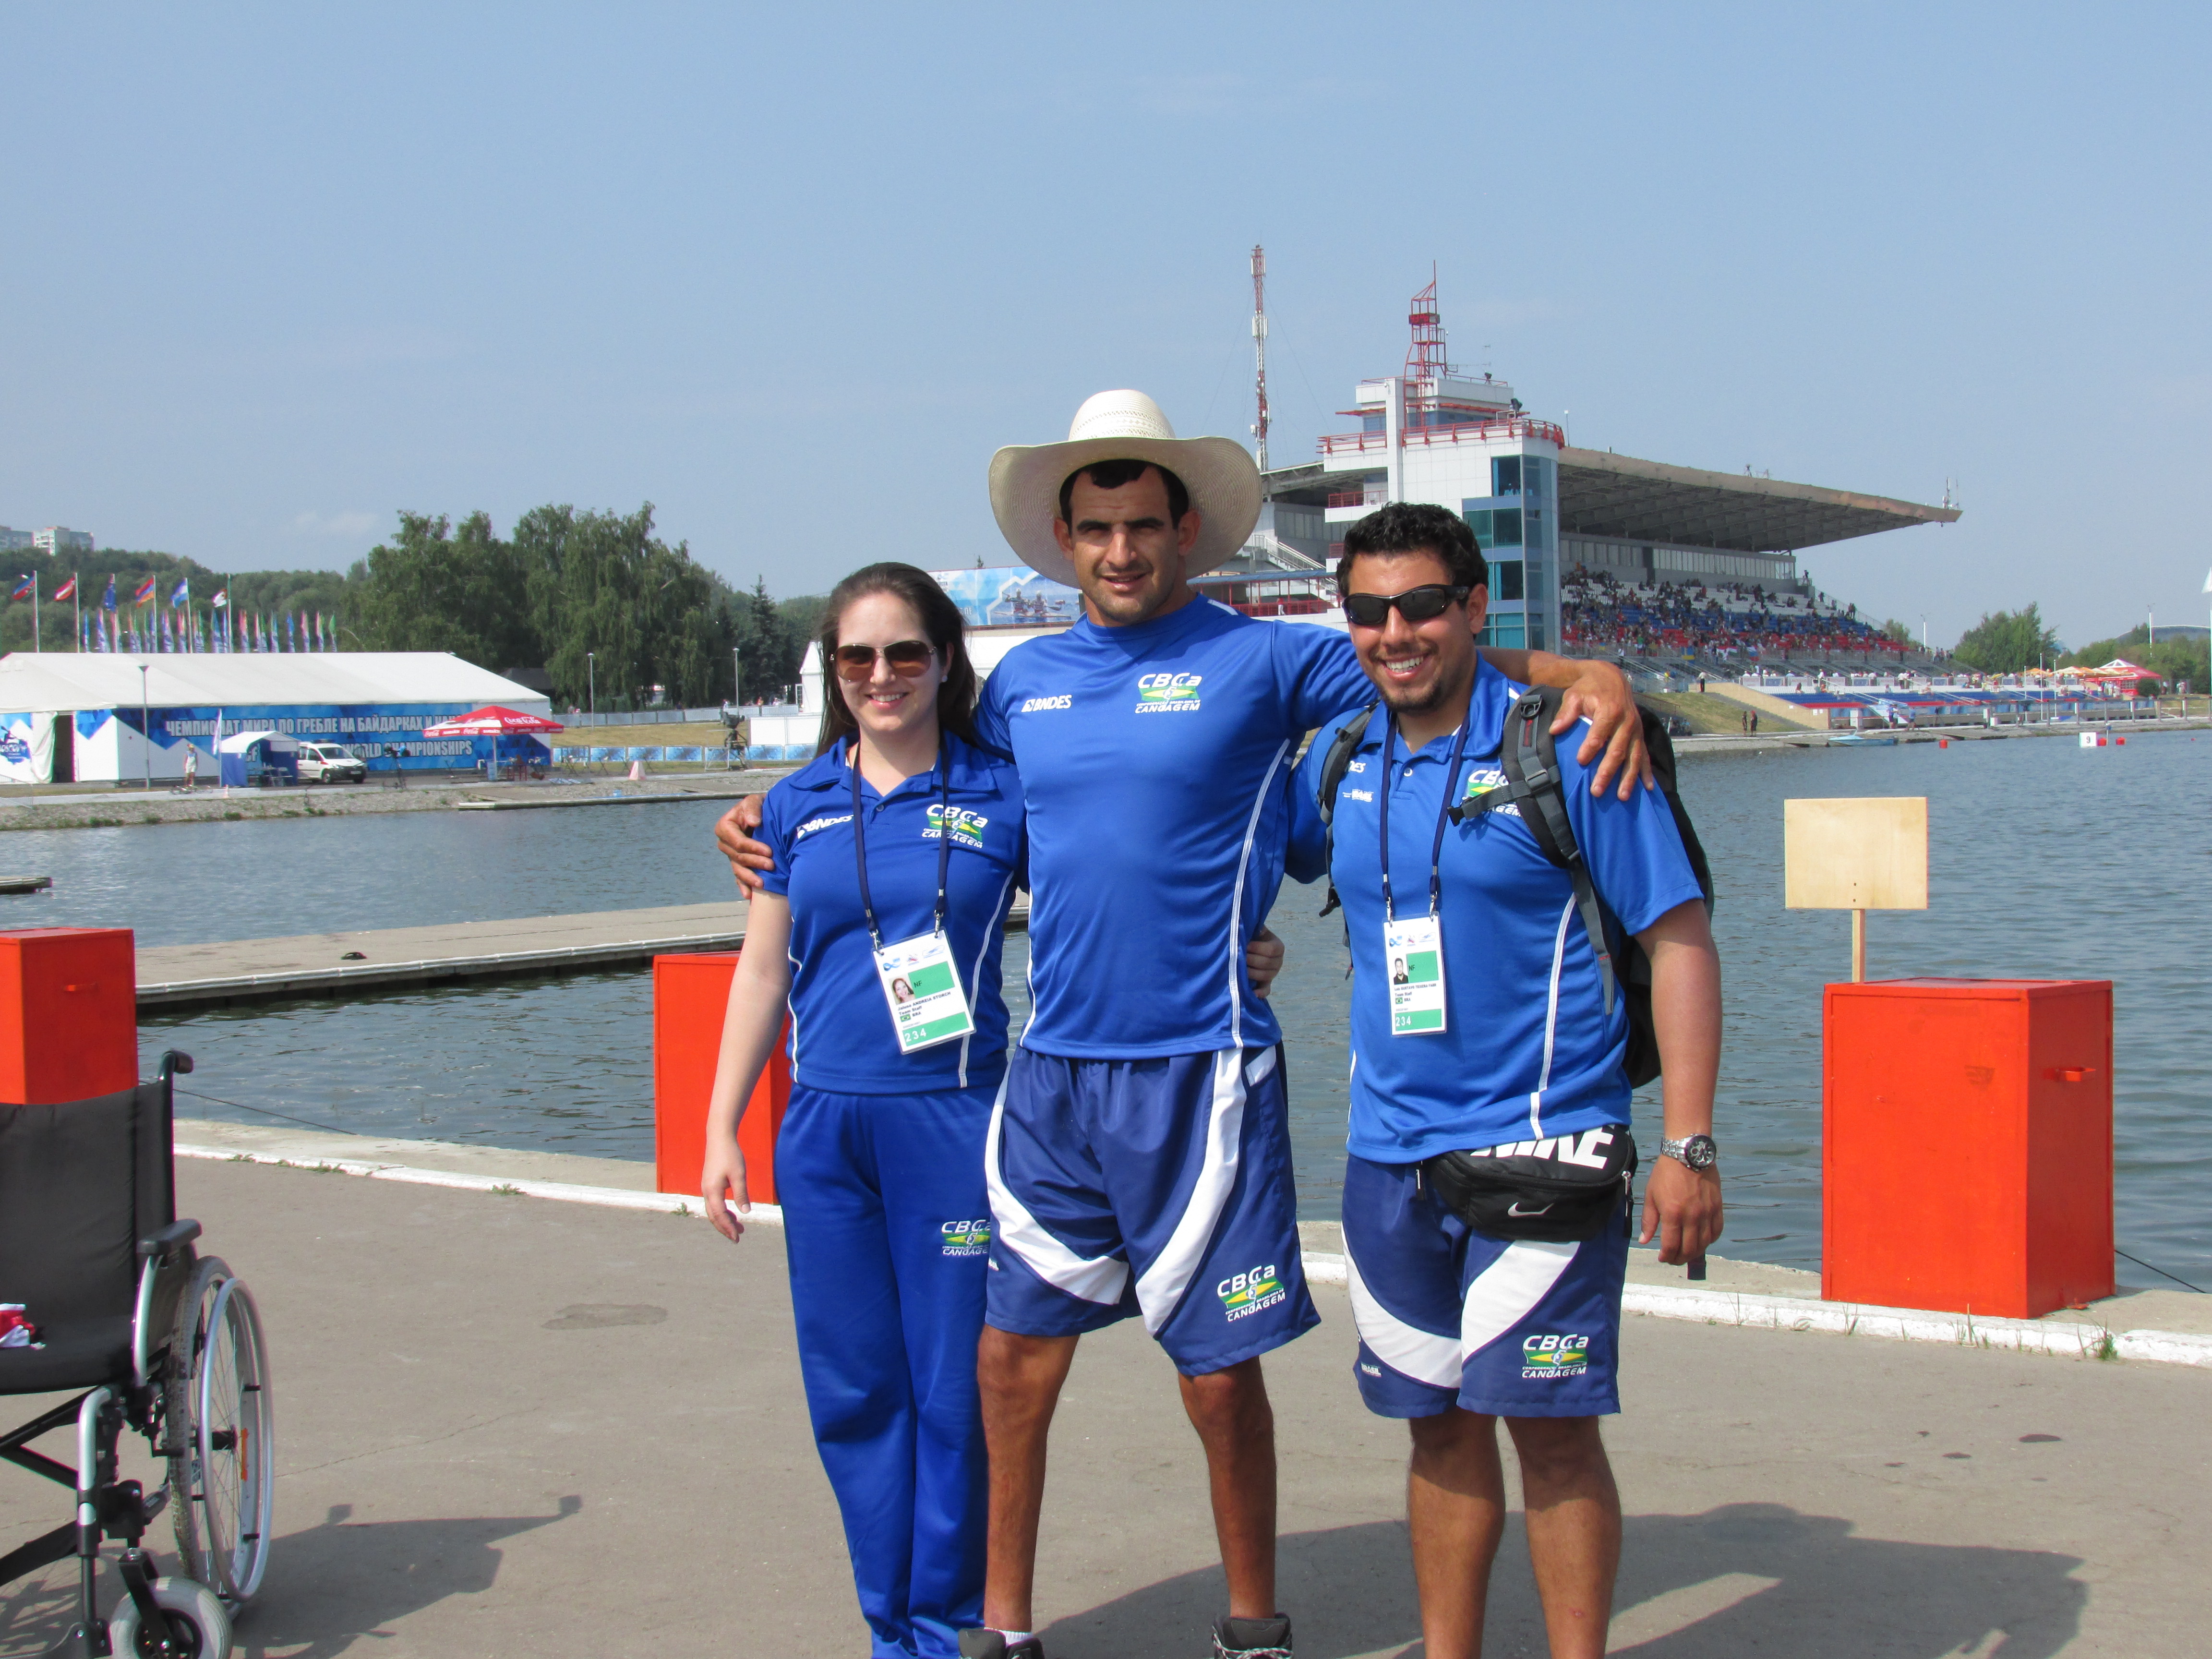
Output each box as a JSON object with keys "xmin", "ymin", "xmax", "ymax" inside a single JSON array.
[
  {"xmin": 757, "ymin": 732, "xmax": 1026, "ymax": 1093},
  {"xmin": 1286, "ymin": 659, "xmax": 1704, "ymax": 1164},
  {"xmin": 974, "ymin": 599, "xmax": 1371, "ymax": 1059}
]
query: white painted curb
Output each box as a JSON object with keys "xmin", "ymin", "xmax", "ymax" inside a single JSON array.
[
  {"xmin": 1300, "ymin": 1252, "xmax": 2212, "ymax": 1369},
  {"xmin": 176, "ymin": 1142, "xmax": 785, "ymax": 1226},
  {"xmin": 186, "ymin": 1155, "xmax": 2211, "ymax": 1370}
]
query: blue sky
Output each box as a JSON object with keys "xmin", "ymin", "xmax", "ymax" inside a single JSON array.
[{"xmin": 4, "ymin": 4, "xmax": 2207, "ymax": 648}]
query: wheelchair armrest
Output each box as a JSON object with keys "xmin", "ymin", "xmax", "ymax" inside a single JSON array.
[{"xmin": 137, "ymin": 1219, "xmax": 203, "ymax": 1259}]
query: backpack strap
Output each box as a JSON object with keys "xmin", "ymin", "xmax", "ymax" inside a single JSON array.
[
  {"xmin": 1452, "ymin": 687, "xmax": 1619, "ymax": 1016},
  {"xmin": 1314, "ymin": 702, "xmax": 1380, "ymax": 919}
]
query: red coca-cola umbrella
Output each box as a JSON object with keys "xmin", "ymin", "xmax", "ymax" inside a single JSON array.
[{"xmin": 420, "ymin": 705, "xmax": 566, "ymax": 736}]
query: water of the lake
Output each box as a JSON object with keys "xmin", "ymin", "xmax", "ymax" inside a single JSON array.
[{"xmin": 15, "ymin": 729, "xmax": 2194, "ymax": 1292}]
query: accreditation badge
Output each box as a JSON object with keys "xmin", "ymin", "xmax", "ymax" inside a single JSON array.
[
  {"xmin": 1384, "ymin": 915, "xmax": 1447, "ymax": 1035},
  {"xmin": 873, "ymin": 930, "xmax": 976, "ymax": 1053}
]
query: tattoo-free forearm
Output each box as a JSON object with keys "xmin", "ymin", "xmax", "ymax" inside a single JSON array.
[
  {"xmin": 704, "ymin": 894, "xmax": 794, "ymax": 1147},
  {"xmin": 1639, "ymin": 901, "xmax": 1721, "ymax": 1138}
]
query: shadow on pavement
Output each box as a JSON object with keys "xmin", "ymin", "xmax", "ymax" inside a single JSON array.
[
  {"xmin": 1045, "ymin": 1503, "xmax": 2087, "ymax": 1659},
  {"xmin": 227, "ymin": 1497, "xmax": 584, "ymax": 1659},
  {"xmin": 0, "ymin": 1497, "xmax": 581, "ymax": 1659}
]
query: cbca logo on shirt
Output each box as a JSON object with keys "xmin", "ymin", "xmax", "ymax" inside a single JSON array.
[
  {"xmin": 940, "ymin": 1218, "xmax": 991, "ymax": 1256},
  {"xmin": 1135, "ymin": 673, "xmax": 1202, "ymax": 713},
  {"xmin": 1521, "ymin": 1332, "xmax": 1590, "ymax": 1380},
  {"xmin": 1218, "ymin": 1262, "xmax": 1284, "ymax": 1321},
  {"xmin": 924, "ymin": 804, "xmax": 989, "ymax": 849}
]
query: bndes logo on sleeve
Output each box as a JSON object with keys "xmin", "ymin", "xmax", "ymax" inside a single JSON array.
[
  {"xmin": 1135, "ymin": 672, "xmax": 1202, "ymax": 713},
  {"xmin": 1020, "ymin": 694, "xmax": 1073, "ymax": 713}
]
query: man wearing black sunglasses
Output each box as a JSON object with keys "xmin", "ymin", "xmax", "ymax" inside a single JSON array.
[{"xmin": 1285, "ymin": 501, "xmax": 1722, "ymax": 1659}]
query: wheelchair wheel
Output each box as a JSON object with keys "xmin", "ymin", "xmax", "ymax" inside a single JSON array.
[
  {"xmin": 167, "ymin": 1257, "xmax": 274, "ymax": 1604},
  {"xmin": 107, "ymin": 1575, "xmax": 233, "ymax": 1657}
]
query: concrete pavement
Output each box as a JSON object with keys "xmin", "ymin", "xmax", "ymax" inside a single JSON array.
[{"xmin": 3, "ymin": 1158, "xmax": 2207, "ymax": 1657}]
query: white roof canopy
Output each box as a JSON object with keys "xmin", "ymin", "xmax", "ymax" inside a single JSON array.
[{"xmin": 0, "ymin": 652, "xmax": 546, "ymax": 711}]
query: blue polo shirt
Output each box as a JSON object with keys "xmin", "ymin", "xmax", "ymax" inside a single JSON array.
[
  {"xmin": 974, "ymin": 599, "xmax": 1371, "ymax": 1058},
  {"xmin": 757, "ymin": 732, "xmax": 1026, "ymax": 1093},
  {"xmin": 1286, "ymin": 659, "xmax": 1704, "ymax": 1163}
]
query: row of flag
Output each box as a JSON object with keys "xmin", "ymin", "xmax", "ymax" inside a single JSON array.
[
  {"xmin": 11, "ymin": 571, "xmax": 338, "ymax": 652},
  {"xmin": 80, "ymin": 609, "xmax": 338, "ymax": 654}
]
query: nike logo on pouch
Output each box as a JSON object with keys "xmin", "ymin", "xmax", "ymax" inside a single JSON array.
[{"xmin": 1507, "ymin": 1201, "xmax": 1555, "ymax": 1217}]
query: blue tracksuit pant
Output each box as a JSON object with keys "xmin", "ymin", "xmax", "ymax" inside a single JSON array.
[{"xmin": 778, "ymin": 1081, "xmax": 994, "ymax": 1659}]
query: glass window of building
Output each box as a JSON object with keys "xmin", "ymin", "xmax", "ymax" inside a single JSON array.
[
  {"xmin": 1480, "ymin": 613, "xmax": 1526, "ymax": 649},
  {"xmin": 1491, "ymin": 559, "xmax": 1525, "ymax": 601},
  {"xmin": 1491, "ymin": 456, "xmax": 1523, "ymax": 496}
]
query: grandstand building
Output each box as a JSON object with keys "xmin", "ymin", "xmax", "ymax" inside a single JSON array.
[{"xmin": 1254, "ymin": 280, "xmax": 1959, "ymax": 662}]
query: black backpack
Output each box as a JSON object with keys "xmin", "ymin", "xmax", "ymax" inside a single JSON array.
[{"xmin": 1314, "ymin": 689, "xmax": 1714, "ymax": 1088}]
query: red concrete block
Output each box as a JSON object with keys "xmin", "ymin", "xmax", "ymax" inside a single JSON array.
[
  {"xmin": 0, "ymin": 928, "xmax": 138, "ymax": 1105},
  {"xmin": 652, "ymin": 952, "xmax": 789, "ymax": 1203},
  {"xmin": 1823, "ymin": 978, "xmax": 2114, "ymax": 1318}
]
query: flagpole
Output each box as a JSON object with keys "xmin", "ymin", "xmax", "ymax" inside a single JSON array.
[
  {"xmin": 31, "ymin": 583, "xmax": 38, "ymax": 653},
  {"xmin": 72, "ymin": 574, "xmax": 79, "ymax": 654}
]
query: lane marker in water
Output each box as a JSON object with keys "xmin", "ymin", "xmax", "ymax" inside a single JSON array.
[{"xmin": 174, "ymin": 1142, "xmax": 785, "ymax": 1225}]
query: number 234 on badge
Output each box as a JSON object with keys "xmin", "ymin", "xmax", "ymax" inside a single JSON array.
[{"xmin": 1383, "ymin": 916, "xmax": 1447, "ymax": 1035}]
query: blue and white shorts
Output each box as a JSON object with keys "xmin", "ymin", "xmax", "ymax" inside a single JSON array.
[
  {"xmin": 984, "ymin": 1045, "xmax": 1319, "ymax": 1375},
  {"xmin": 1342, "ymin": 1150, "xmax": 1628, "ymax": 1419}
]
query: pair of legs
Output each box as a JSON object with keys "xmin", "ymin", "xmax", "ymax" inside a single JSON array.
[
  {"xmin": 780, "ymin": 1083, "xmax": 995, "ymax": 1659},
  {"xmin": 978, "ymin": 1046, "xmax": 1314, "ymax": 1637},
  {"xmin": 1407, "ymin": 1408, "xmax": 1619, "ymax": 1659},
  {"xmin": 974, "ymin": 1330, "xmax": 1279, "ymax": 1632}
]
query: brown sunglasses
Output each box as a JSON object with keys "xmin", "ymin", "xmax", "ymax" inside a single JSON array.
[{"xmin": 833, "ymin": 639, "xmax": 937, "ymax": 680}]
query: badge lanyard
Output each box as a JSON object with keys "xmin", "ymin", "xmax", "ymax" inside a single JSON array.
[
  {"xmin": 1377, "ymin": 711, "xmax": 1471, "ymax": 1036},
  {"xmin": 850, "ymin": 740, "xmax": 976, "ymax": 1053}
]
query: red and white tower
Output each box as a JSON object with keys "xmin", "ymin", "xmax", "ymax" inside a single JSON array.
[{"xmin": 1250, "ymin": 245, "xmax": 1272, "ymax": 478}]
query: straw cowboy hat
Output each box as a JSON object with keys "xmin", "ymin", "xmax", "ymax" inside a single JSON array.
[{"xmin": 987, "ymin": 389, "xmax": 1262, "ymax": 588}]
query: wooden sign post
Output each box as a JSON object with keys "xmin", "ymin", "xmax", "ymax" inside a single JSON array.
[{"xmin": 1784, "ymin": 797, "xmax": 1928, "ymax": 980}]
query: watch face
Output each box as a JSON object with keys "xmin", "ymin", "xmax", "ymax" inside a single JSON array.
[{"xmin": 1683, "ymin": 1135, "xmax": 1717, "ymax": 1169}]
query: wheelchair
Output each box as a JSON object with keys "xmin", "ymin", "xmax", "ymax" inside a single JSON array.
[{"xmin": 0, "ymin": 1052, "xmax": 273, "ymax": 1657}]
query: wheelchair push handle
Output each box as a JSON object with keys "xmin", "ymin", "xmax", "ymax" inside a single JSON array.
[
  {"xmin": 159, "ymin": 1049, "xmax": 194, "ymax": 1082},
  {"xmin": 137, "ymin": 1218, "xmax": 202, "ymax": 1259}
]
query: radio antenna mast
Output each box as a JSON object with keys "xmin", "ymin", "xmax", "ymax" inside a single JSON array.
[{"xmin": 1250, "ymin": 244, "xmax": 1271, "ymax": 484}]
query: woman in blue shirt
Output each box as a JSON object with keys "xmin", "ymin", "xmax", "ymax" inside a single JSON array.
[{"xmin": 702, "ymin": 562, "xmax": 1022, "ymax": 1659}]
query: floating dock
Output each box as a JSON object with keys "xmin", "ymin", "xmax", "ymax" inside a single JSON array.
[
  {"xmin": 136, "ymin": 902, "xmax": 749, "ymax": 1008},
  {"xmin": 137, "ymin": 897, "xmax": 1028, "ymax": 1009}
]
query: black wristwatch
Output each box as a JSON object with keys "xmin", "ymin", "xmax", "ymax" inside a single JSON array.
[{"xmin": 1659, "ymin": 1134, "xmax": 1718, "ymax": 1171}]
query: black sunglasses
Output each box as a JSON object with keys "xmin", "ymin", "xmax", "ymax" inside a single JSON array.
[
  {"xmin": 833, "ymin": 639, "xmax": 937, "ymax": 680},
  {"xmin": 1340, "ymin": 585, "xmax": 1471, "ymax": 628}
]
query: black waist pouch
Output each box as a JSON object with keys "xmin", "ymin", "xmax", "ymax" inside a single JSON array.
[{"xmin": 1419, "ymin": 1126, "xmax": 1636, "ymax": 1243}]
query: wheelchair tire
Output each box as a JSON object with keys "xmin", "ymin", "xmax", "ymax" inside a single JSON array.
[
  {"xmin": 166, "ymin": 1258, "xmax": 275, "ymax": 1605},
  {"xmin": 106, "ymin": 1575, "xmax": 233, "ymax": 1658}
]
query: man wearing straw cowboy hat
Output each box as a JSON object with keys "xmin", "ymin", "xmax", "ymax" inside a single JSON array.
[{"xmin": 719, "ymin": 389, "xmax": 1647, "ymax": 1659}]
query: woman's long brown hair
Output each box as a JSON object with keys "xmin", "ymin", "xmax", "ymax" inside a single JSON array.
[{"xmin": 813, "ymin": 563, "xmax": 980, "ymax": 757}]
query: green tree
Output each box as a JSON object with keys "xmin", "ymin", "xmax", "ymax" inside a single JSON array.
[
  {"xmin": 349, "ymin": 512, "xmax": 535, "ymax": 669},
  {"xmin": 1953, "ymin": 603, "xmax": 2063, "ymax": 674},
  {"xmin": 2060, "ymin": 625, "xmax": 2208, "ymax": 691},
  {"xmin": 516, "ymin": 503, "xmax": 740, "ymax": 710},
  {"xmin": 1880, "ymin": 618, "xmax": 1914, "ymax": 646}
]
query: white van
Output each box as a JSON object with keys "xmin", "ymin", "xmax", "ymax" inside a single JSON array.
[{"xmin": 296, "ymin": 742, "xmax": 367, "ymax": 785}]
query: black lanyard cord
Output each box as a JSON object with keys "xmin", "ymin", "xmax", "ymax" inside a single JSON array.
[
  {"xmin": 1377, "ymin": 710, "xmax": 1473, "ymax": 922},
  {"xmin": 849, "ymin": 735, "xmax": 952, "ymax": 951}
]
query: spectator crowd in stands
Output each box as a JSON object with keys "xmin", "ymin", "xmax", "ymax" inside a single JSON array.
[{"xmin": 1560, "ymin": 569, "xmax": 1909, "ymax": 664}]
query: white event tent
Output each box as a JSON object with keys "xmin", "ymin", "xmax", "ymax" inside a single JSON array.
[{"xmin": 0, "ymin": 653, "xmax": 551, "ymax": 784}]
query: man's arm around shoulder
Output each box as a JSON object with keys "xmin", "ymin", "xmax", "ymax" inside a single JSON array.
[{"xmin": 1480, "ymin": 647, "xmax": 1651, "ymax": 801}]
